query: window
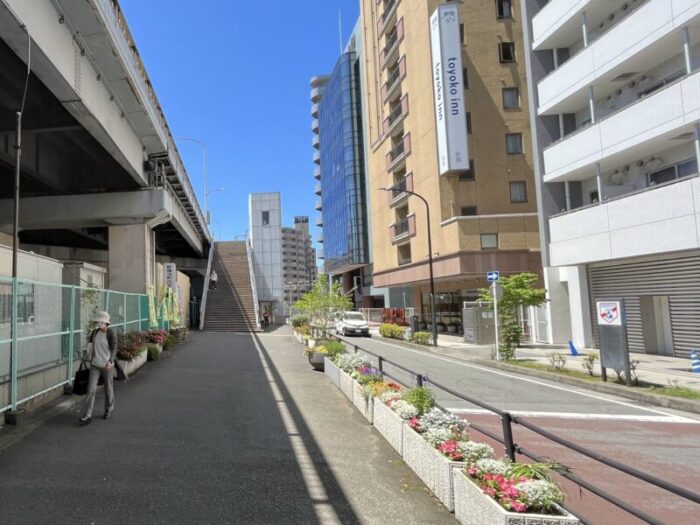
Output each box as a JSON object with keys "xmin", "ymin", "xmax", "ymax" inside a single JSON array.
[
  {"xmin": 499, "ymin": 42, "xmax": 516, "ymax": 63},
  {"xmin": 463, "ymin": 67, "xmax": 469, "ymax": 89},
  {"xmin": 461, "ymin": 206, "xmax": 477, "ymax": 216},
  {"xmin": 496, "ymin": 0, "xmax": 513, "ymax": 19},
  {"xmin": 262, "ymin": 211, "xmax": 270, "ymax": 225},
  {"xmin": 502, "ymin": 87, "xmax": 520, "ymax": 109},
  {"xmin": 648, "ymin": 157, "xmax": 698, "ymax": 186},
  {"xmin": 506, "ymin": 133, "xmax": 523, "ymax": 154},
  {"xmin": 480, "ymin": 233, "xmax": 498, "ymax": 249},
  {"xmin": 509, "ymin": 181, "xmax": 527, "ymax": 203},
  {"xmin": 459, "ymin": 160, "xmax": 476, "ymax": 181}
]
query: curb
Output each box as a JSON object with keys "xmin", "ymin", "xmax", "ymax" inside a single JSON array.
[
  {"xmin": 366, "ymin": 334, "xmax": 700, "ymax": 416},
  {"xmin": 472, "ymin": 359, "xmax": 700, "ymax": 415}
]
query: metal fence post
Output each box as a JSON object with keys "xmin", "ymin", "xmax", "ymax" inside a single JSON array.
[
  {"xmin": 138, "ymin": 295, "xmax": 142, "ymax": 331},
  {"xmin": 123, "ymin": 293, "xmax": 127, "ymax": 332},
  {"xmin": 378, "ymin": 356, "xmax": 384, "ymax": 375},
  {"xmin": 10, "ymin": 276, "xmax": 18, "ymax": 411},
  {"xmin": 416, "ymin": 374, "xmax": 424, "ymax": 387},
  {"xmin": 501, "ymin": 412, "xmax": 516, "ymax": 462},
  {"xmin": 67, "ymin": 285, "xmax": 76, "ymax": 385}
]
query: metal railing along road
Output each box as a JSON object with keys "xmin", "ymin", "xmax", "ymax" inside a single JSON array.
[
  {"xmin": 1, "ymin": 277, "xmax": 173, "ymax": 415},
  {"xmin": 333, "ymin": 336, "xmax": 700, "ymax": 525}
]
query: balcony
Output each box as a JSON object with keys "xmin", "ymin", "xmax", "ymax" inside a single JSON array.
[
  {"xmin": 313, "ymin": 166, "xmax": 321, "ymax": 180},
  {"xmin": 317, "ymin": 232, "xmax": 324, "ymax": 243},
  {"xmin": 312, "ymin": 135, "xmax": 320, "ymax": 149},
  {"xmin": 383, "ymin": 94, "xmax": 409, "ymax": 135},
  {"xmin": 548, "ymin": 175, "xmax": 700, "ymax": 267},
  {"xmin": 390, "ymin": 214, "xmax": 416, "ymax": 245},
  {"xmin": 386, "ymin": 134, "xmax": 411, "ymax": 172},
  {"xmin": 388, "ymin": 172, "xmax": 413, "ymax": 207},
  {"xmin": 378, "ymin": 0, "xmax": 399, "ymax": 37},
  {"xmin": 311, "ymin": 118, "xmax": 319, "ymax": 133},
  {"xmin": 313, "ymin": 150, "xmax": 321, "ymax": 165},
  {"xmin": 310, "ymin": 85, "xmax": 326, "ymax": 103},
  {"xmin": 543, "ymin": 71, "xmax": 700, "ymax": 183},
  {"xmin": 314, "ymin": 182, "xmax": 322, "ymax": 196},
  {"xmin": 311, "ymin": 103, "xmax": 320, "ymax": 118},
  {"xmin": 316, "ymin": 214, "xmax": 323, "ymax": 227},
  {"xmin": 380, "ymin": 19, "xmax": 404, "ymax": 70},
  {"xmin": 315, "ymin": 198, "xmax": 323, "ymax": 211},
  {"xmin": 382, "ymin": 57, "xmax": 406, "ymax": 103},
  {"xmin": 537, "ymin": 0, "xmax": 700, "ymax": 115}
]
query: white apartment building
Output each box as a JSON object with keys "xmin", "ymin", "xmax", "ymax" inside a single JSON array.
[
  {"xmin": 282, "ymin": 217, "xmax": 317, "ymax": 306},
  {"xmin": 522, "ymin": 0, "xmax": 700, "ymax": 358}
]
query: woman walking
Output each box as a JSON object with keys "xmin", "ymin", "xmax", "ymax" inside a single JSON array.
[{"xmin": 79, "ymin": 311, "xmax": 118, "ymax": 425}]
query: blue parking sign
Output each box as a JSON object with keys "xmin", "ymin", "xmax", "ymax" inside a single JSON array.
[{"xmin": 487, "ymin": 271, "xmax": 500, "ymax": 282}]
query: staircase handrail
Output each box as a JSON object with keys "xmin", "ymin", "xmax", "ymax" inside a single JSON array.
[
  {"xmin": 199, "ymin": 242, "xmax": 215, "ymax": 330},
  {"xmin": 246, "ymin": 236, "xmax": 261, "ymax": 329}
]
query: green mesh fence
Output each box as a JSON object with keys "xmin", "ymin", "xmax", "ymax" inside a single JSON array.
[{"xmin": 0, "ymin": 277, "xmax": 165, "ymax": 413}]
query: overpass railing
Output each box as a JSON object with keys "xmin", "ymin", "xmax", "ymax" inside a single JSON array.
[
  {"xmin": 334, "ymin": 335, "xmax": 700, "ymax": 525},
  {"xmin": 0, "ymin": 277, "xmax": 172, "ymax": 415},
  {"xmin": 246, "ymin": 236, "xmax": 261, "ymax": 329}
]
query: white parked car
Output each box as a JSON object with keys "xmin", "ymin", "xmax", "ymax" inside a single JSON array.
[{"xmin": 335, "ymin": 311, "xmax": 370, "ymax": 337}]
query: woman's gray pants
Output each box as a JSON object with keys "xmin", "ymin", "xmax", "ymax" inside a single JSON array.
[{"xmin": 82, "ymin": 365, "xmax": 114, "ymax": 417}]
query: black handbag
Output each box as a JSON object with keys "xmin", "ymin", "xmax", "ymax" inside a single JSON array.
[{"xmin": 73, "ymin": 361, "xmax": 90, "ymax": 396}]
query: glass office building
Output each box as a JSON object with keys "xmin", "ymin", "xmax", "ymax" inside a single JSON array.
[{"xmin": 318, "ymin": 51, "xmax": 369, "ymax": 274}]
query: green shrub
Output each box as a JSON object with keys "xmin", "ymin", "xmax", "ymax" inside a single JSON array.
[
  {"xmin": 147, "ymin": 343, "xmax": 162, "ymax": 361},
  {"xmin": 295, "ymin": 324, "xmax": 312, "ymax": 336},
  {"xmin": 411, "ymin": 332, "xmax": 432, "ymax": 345},
  {"xmin": 323, "ymin": 340, "xmax": 346, "ymax": 357},
  {"xmin": 379, "ymin": 323, "xmax": 406, "ymax": 340},
  {"xmin": 163, "ymin": 334, "xmax": 177, "ymax": 350},
  {"xmin": 403, "ymin": 386, "xmax": 435, "ymax": 415},
  {"xmin": 291, "ymin": 315, "xmax": 310, "ymax": 328}
]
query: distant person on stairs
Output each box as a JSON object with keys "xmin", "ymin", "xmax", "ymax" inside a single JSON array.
[{"xmin": 209, "ymin": 270, "xmax": 218, "ymax": 290}]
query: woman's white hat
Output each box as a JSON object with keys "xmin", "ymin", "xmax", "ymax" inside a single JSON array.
[{"xmin": 93, "ymin": 311, "xmax": 111, "ymax": 324}]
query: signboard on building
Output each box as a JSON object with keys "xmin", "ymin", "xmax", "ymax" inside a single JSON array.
[
  {"xmin": 597, "ymin": 301, "xmax": 622, "ymax": 326},
  {"xmin": 430, "ymin": 4, "xmax": 469, "ymax": 176},
  {"xmin": 164, "ymin": 263, "xmax": 177, "ymax": 290}
]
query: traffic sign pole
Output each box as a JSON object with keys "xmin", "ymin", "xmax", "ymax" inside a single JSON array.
[{"xmin": 493, "ymin": 282, "xmax": 500, "ymax": 361}]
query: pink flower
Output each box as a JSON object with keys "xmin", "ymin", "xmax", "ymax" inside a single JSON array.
[{"xmin": 511, "ymin": 501, "xmax": 527, "ymax": 513}]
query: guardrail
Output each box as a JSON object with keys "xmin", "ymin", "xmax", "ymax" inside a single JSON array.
[
  {"xmin": 334, "ymin": 336, "xmax": 699, "ymax": 525},
  {"xmin": 199, "ymin": 243, "xmax": 215, "ymax": 330},
  {"xmin": 246, "ymin": 236, "xmax": 260, "ymax": 329}
]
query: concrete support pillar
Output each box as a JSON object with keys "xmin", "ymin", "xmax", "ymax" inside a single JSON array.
[
  {"xmin": 108, "ymin": 224, "xmax": 156, "ymax": 294},
  {"xmin": 543, "ymin": 266, "xmax": 571, "ymax": 345},
  {"xmin": 581, "ymin": 11, "xmax": 589, "ymax": 48},
  {"xmin": 683, "ymin": 26, "xmax": 692, "ymax": 74},
  {"xmin": 588, "ymin": 85, "xmax": 597, "ymax": 123},
  {"xmin": 560, "ymin": 266, "xmax": 594, "ymax": 349}
]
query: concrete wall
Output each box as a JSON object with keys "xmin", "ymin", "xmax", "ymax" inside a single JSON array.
[{"xmin": 249, "ymin": 193, "xmax": 283, "ymax": 315}]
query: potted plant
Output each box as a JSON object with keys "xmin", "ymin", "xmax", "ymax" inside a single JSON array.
[
  {"xmin": 351, "ymin": 365, "xmax": 384, "ymax": 423},
  {"xmin": 333, "ymin": 353, "xmax": 371, "ymax": 402},
  {"xmin": 117, "ymin": 331, "xmax": 148, "ymax": 375},
  {"xmin": 453, "ymin": 461, "xmax": 580, "ymax": 525},
  {"xmin": 372, "ymin": 385, "xmax": 408, "ymax": 456}
]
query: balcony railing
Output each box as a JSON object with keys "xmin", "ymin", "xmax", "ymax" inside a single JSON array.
[
  {"xmin": 389, "ymin": 172, "xmax": 413, "ymax": 206},
  {"xmin": 379, "ymin": 0, "xmax": 398, "ymax": 35},
  {"xmin": 389, "ymin": 142, "xmax": 404, "ymax": 161},
  {"xmin": 391, "ymin": 214, "xmax": 415, "ymax": 245}
]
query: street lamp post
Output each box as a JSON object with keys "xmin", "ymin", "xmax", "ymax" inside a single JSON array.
[
  {"xmin": 176, "ymin": 137, "xmax": 209, "ymax": 223},
  {"xmin": 379, "ymin": 186, "xmax": 438, "ymax": 347}
]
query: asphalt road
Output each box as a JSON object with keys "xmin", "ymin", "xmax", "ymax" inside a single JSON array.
[
  {"xmin": 0, "ymin": 331, "xmax": 457, "ymax": 525},
  {"xmin": 338, "ymin": 334, "xmax": 700, "ymax": 525}
]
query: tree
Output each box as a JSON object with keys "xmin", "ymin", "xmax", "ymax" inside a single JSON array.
[
  {"xmin": 293, "ymin": 274, "xmax": 352, "ymax": 339},
  {"xmin": 478, "ymin": 273, "xmax": 546, "ymax": 360}
]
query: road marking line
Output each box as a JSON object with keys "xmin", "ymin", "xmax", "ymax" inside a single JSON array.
[
  {"xmin": 443, "ymin": 408, "xmax": 699, "ymax": 424},
  {"xmin": 361, "ymin": 337, "xmax": 691, "ymax": 420}
]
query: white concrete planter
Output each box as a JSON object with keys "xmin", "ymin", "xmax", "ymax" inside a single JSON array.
[
  {"xmin": 324, "ymin": 357, "xmax": 340, "ymax": 388},
  {"xmin": 352, "ymin": 381, "xmax": 373, "ymax": 423},
  {"xmin": 118, "ymin": 350, "xmax": 147, "ymax": 377},
  {"xmin": 402, "ymin": 426, "xmax": 465, "ymax": 511},
  {"xmin": 453, "ymin": 470, "xmax": 580, "ymax": 525},
  {"xmin": 339, "ymin": 368, "xmax": 354, "ymax": 403},
  {"xmin": 372, "ymin": 400, "xmax": 405, "ymax": 456}
]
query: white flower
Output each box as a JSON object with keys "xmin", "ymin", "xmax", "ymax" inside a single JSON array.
[
  {"xmin": 474, "ymin": 458, "xmax": 508, "ymax": 475},
  {"xmin": 418, "ymin": 408, "xmax": 466, "ymax": 432},
  {"xmin": 391, "ymin": 400, "xmax": 419, "ymax": 420},
  {"xmin": 516, "ymin": 480, "xmax": 563, "ymax": 510},
  {"xmin": 422, "ymin": 427, "xmax": 454, "ymax": 446},
  {"xmin": 458, "ymin": 441, "xmax": 494, "ymax": 465},
  {"xmin": 334, "ymin": 353, "xmax": 370, "ymax": 373},
  {"xmin": 379, "ymin": 391, "xmax": 401, "ymax": 404}
]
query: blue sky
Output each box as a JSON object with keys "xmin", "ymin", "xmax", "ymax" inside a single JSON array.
[{"xmin": 120, "ymin": 0, "xmax": 359, "ymax": 244}]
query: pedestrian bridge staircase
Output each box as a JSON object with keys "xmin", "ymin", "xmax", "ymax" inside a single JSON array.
[{"xmin": 203, "ymin": 241, "xmax": 260, "ymax": 332}]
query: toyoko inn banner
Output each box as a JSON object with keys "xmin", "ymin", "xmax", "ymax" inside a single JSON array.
[{"xmin": 430, "ymin": 4, "xmax": 469, "ymax": 176}]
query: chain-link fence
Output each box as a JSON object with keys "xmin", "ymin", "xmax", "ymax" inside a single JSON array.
[{"xmin": 0, "ymin": 277, "xmax": 171, "ymax": 414}]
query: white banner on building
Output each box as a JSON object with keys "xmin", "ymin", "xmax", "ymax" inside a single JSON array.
[
  {"xmin": 164, "ymin": 263, "xmax": 177, "ymax": 291},
  {"xmin": 430, "ymin": 4, "xmax": 469, "ymax": 176}
]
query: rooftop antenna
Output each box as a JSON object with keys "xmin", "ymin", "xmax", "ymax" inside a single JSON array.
[{"xmin": 338, "ymin": 9, "xmax": 343, "ymax": 54}]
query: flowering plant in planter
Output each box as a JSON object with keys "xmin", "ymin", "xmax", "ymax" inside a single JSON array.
[
  {"xmin": 465, "ymin": 459, "xmax": 566, "ymax": 514},
  {"xmin": 147, "ymin": 329, "xmax": 168, "ymax": 346},
  {"xmin": 362, "ymin": 380, "xmax": 401, "ymax": 399},
  {"xmin": 333, "ymin": 353, "xmax": 370, "ymax": 373},
  {"xmin": 354, "ymin": 365, "xmax": 384, "ymax": 386},
  {"xmin": 117, "ymin": 331, "xmax": 147, "ymax": 361}
]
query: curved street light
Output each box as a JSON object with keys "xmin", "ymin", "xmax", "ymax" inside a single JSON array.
[{"xmin": 378, "ymin": 186, "xmax": 438, "ymax": 347}]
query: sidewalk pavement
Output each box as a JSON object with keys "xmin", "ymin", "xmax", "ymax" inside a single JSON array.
[
  {"xmin": 369, "ymin": 328, "xmax": 700, "ymax": 392},
  {"xmin": 0, "ymin": 326, "xmax": 456, "ymax": 525}
]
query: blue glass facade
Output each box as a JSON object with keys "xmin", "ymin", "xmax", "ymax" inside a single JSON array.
[{"xmin": 318, "ymin": 52, "xmax": 369, "ymax": 274}]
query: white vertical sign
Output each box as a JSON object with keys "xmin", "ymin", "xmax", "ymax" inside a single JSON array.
[
  {"xmin": 164, "ymin": 263, "xmax": 177, "ymax": 290},
  {"xmin": 430, "ymin": 4, "xmax": 469, "ymax": 176}
]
